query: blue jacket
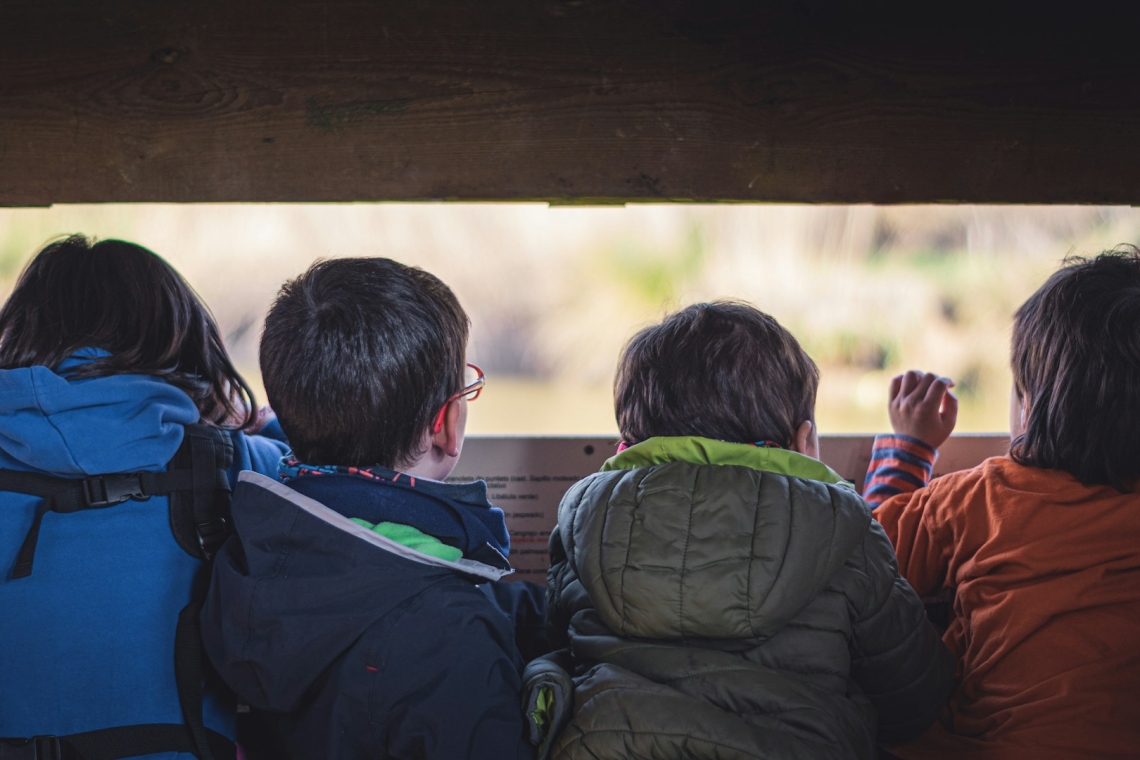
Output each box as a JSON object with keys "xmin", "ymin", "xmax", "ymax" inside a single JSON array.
[
  {"xmin": 201, "ymin": 470, "xmax": 542, "ymax": 760},
  {"xmin": 0, "ymin": 355, "xmax": 288, "ymax": 759}
]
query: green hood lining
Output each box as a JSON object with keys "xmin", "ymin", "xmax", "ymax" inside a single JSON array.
[
  {"xmin": 601, "ymin": 436, "xmax": 853, "ymax": 489},
  {"xmin": 348, "ymin": 518, "xmax": 464, "ymax": 562}
]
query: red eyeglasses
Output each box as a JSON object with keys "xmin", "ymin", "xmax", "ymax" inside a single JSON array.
[{"xmin": 432, "ymin": 363, "xmax": 485, "ymax": 434}]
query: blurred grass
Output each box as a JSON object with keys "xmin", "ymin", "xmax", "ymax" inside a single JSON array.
[{"xmin": 1, "ymin": 203, "xmax": 1135, "ymax": 435}]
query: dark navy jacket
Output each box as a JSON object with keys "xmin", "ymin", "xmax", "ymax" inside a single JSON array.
[{"xmin": 201, "ymin": 471, "xmax": 543, "ymax": 760}]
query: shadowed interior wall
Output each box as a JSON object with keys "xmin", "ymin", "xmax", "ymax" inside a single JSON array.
[{"xmin": 3, "ymin": 1, "xmax": 1140, "ymax": 205}]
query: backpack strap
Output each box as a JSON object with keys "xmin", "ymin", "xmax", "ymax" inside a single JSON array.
[
  {"xmin": 166, "ymin": 423, "xmax": 235, "ymax": 562},
  {"xmin": 0, "ymin": 469, "xmax": 208, "ymax": 579},
  {"xmin": 0, "ymin": 423, "xmax": 237, "ymax": 760},
  {"xmin": 167, "ymin": 423, "xmax": 236, "ymax": 760},
  {"xmin": 0, "ymin": 725, "xmax": 235, "ymax": 760},
  {"xmin": 0, "ymin": 423, "xmax": 233, "ymax": 579}
]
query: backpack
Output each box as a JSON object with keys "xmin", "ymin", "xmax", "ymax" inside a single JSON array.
[{"xmin": 0, "ymin": 424, "xmax": 236, "ymax": 760}]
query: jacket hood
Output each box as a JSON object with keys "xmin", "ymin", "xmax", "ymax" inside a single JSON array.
[
  {"xmin": 558, "ymin": 437, "xmax": 871, "ymax": 642},
  {"xmin": 202, "ymin": 472, "xmax": 510, "ymax": 712},
  {"xmin": 0, "ymin": 350, "xmax": 200, "ymax": 476},
  {"xmin": 283, "ymin": 465, "xmax": 512, "ymax": 567}
]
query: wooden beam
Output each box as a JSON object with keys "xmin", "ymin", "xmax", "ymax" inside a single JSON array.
[{"xmin": 3, "ymin": 1, "xmax": 1140, "ymax": 205}]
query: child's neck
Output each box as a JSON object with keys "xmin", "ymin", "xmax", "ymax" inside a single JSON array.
[{"xmin": 401, "ymin": 442, "xmax": 460, "ymax": 482}]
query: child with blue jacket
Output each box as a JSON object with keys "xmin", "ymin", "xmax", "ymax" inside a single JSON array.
[
  {"xmin": 201, "ymin": 258, "xmax": 542, "ymax": 759},
  {"xmin": 0, "ymin": 235, "xmax": 289, "ymax": 760}
]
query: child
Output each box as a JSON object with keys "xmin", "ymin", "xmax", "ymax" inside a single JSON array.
[
  {"xmin": 865, "ymin": 249, "xmax": 1140, "ymax": 758},
  {"xmin": 539, "ymin": 301, "xmax": 954, "ymax": 759},
  {"xmin": 201, "ymin": 258, "xmax": 540, "ymax": 759},
  {"xmin": 0, "ymin": 235, "xmax": 288, "ymax": 759}
]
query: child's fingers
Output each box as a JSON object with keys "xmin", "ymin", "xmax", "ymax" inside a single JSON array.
[
  {"xmin": 922, "ymin": 376, "xmax": 953, "ymax": 406},
  {"xmin": 888, "ymin": 374, "xmax": 904, "ymax": 401},
  {"xmin": 910, "ymin": 372, "xmax": 939, "ymax": 405},
  {"xmin": 888, "ymin": 369, "xmax": 957, "ymax": 446},
  {"xmin": 941, "ymin": 389, "xmax": 960, "ymax": 426},
  {"xmin": 899, "ymin": 370, "xmax": 923, "ymax": 397}
]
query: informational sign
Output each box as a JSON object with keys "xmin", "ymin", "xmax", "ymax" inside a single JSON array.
[
  {"xmin": 448, "ymin": 437, "xmax": 618, "ymax": 584},
  {"xmin": 449, "ymin": 434, "xmax": 1011, "ymax": 584}
]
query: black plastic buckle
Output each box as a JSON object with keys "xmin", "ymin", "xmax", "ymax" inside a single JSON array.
[
  {"xmin": 82, "ymin": 474, "xmax": 149, "ymax": 508},
  {"xmin": 0, "ymin": 735, "xmax": 60, "ymax": 760},
  {"xmin": 197, "ymin": 517, "xmax": 230, "ymax": 559}
]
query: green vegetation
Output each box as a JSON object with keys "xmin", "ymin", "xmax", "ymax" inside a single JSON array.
[{"xmin": 0, "ymin": 203, "xmax": 1133, "ymax": 435}]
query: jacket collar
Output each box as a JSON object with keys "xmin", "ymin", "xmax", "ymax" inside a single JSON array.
[
  {"xmin": 279, "ymin": 459, "xmax": 513, "ymax": 569},
  {"xmin": 602, "ymin": 436, "xmax": 853, "ymax": 489},
  {"xmin": 239, "ymin": 471, "xmax": 512, "ymax": 581}
]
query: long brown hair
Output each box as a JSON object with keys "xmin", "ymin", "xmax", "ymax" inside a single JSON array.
[
  {"xmin": 0, "ymin": 235, "xmax": 255, "ymax": 429},
  {"xmin": 1010, "ymin": 247, "xmax": 1140, "ymax": 491}
]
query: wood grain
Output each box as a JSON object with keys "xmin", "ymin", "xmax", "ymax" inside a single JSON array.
[{"xmin": 3, "ymin": 1, "xmax": 1140, "ymax": 204}]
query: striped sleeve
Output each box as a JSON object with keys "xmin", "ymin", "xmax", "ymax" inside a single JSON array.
[{"xmin": 863, "ymin": 434, "xmax": 937, "ymax": 508}]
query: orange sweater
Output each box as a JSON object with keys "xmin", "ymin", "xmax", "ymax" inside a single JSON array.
[{"xmin": 872, "ymin": 453, "xmax": 1140, "ymax": 760}]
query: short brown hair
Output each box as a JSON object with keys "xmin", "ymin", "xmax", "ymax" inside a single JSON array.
[
  {"xmin": 1011, "ymin": 247, "xmax": 1140, "ymax": 491},
  {"xmin": 615, "ymin": 301, "xmax": 819, "ymax": 447},
  {"xmin": 261, "ymin": 258, "xmax": 468, "ymax": 468}
]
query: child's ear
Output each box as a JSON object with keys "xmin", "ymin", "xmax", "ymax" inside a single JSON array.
[
  {"xmin": 789, "ymin": 420, "xmax": 819, "ymax": 460},
  {"xmin": 430, "ymin": 399, "xmax": 463, "ymax": 458}
]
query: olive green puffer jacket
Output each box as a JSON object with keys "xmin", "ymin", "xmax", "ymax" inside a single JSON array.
[{"xmin": 540, "ymin": 437, "xmax": 954, "ymax": 760}]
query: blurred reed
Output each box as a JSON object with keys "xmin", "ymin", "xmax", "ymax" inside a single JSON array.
[{"xmin": 1, "ymin": 203, "xmax": 1133, "ymax": 434}]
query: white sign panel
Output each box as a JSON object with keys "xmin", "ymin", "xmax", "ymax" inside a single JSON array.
[{"xmin": 448, "ymin": 436, "xmax": 618, "ymax": 584}]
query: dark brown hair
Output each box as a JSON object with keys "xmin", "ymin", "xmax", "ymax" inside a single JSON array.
[
  {"xmin": 260, "ymin": 257, "xmax": 468, "ymax": 468},
  {"xmin": 0, "ymin": 234, "xmax": 255, "ymax": 428},
  {"xmin": 615, "ymin": 300, "xmax": 819, "ymax": 447},
  {"xmin": 1010, "ymin": 246, "xmax": 1140, "ymax": 491}
]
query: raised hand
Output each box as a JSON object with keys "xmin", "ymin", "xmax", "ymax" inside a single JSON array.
[{"xmin": 887, "ymin": 370, "xmax": 959, "ymax": 450}]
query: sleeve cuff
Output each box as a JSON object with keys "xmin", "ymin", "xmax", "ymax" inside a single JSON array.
[
  {"xmin": 872, "ymin": 433, "xmax": 937, "ymax": 456},
  {"xmin": 863, "ymin": 434, "xmax": 939, "ymax": 505}
]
